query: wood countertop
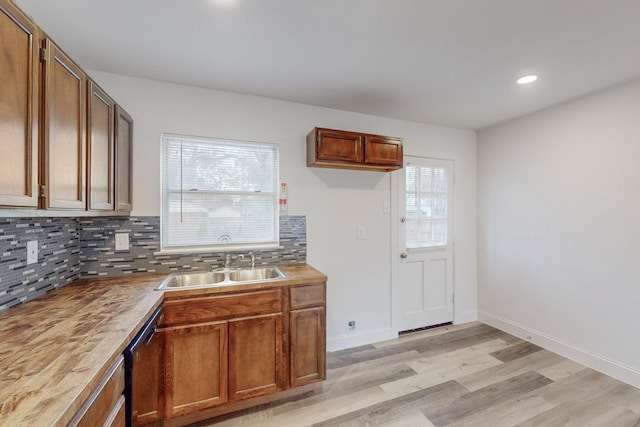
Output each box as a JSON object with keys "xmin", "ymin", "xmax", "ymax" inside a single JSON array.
[{"xmin": 0, "ymin": 263, "xmax": 326, "ymax": 426}]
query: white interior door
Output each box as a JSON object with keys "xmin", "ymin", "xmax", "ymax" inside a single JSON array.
[{"xmin": 397, "ymin": 156, "xmax": 454, "ymax": 332}]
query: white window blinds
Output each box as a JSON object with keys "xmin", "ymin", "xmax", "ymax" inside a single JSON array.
[{"xmin": 161, "ymin": 133, "xmax": 279, "ymax": 252}]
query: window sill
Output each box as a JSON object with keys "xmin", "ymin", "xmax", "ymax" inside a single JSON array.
[{"xmin": 154, "ymin": 244, "xmax": 283, "ymax": 256}]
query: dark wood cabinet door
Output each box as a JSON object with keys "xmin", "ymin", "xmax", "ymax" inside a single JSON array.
[
  {"xmin": 364, "ymin": 135, "xmax": 403, "ymax": 168},
  {"xmin": 132, "ymin": 330, "xmax": 164, "ymax": 426},
  {"xmin": 87, "ymin": 80, "xmax": 115, "ymax": 210},
  {"xmin": 311, "ymin": 128, "xmax": 363, "ymax": 164},
  {"xmin": 164, "ymin": 322, "xmax": 228, "ymax": 418},
  {"xmin": 228, "ymin": 314, "xmax": 285, "ymax": 401},
  {"xmin": 290, "ymin": 307, "xmax": 326, "ymax": 387},
  {"xmin": 41, "ymin": 38, "xmax": 87, "ymax": 209},
  {"xmin": 0, "ymin": 1, "xmax": 39, "ymax": 207},
  {"xmin": 114, "ymin": 105, "xmax": 133, "ymax": 213}
]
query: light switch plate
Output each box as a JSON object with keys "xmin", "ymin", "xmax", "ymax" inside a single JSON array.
[
  {"xmin": 115, "ymin": 233, "xmax": 130, "ymax": 251},
  {"xmin": 27, "ymin": 240, "xmax": 38, "ymax": 265},
  {"xmin": 356, "ymin": 226, "xmax": 365, "ymax": 240}
]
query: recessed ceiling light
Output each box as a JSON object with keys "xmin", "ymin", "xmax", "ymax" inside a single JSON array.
[{"xmin": 517, "ymin": 75, "xmax": 538, "ymax": 85}]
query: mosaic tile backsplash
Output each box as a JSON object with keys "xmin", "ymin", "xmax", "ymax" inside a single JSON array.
[{"xmin": 0, "ymin": 215, "xmax": 306, "ymax": 312}]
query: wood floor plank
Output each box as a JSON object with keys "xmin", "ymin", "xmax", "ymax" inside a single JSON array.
[
  {"xmin": 533, "ymin": 357, "xmax": 586, "ymax": 382},
  {"xmin": 456, "ymin": 349, "xmax": 565, "ymax": 391},
  {"xmin": 326, "ymin": 350, "xmax": 422, "ymax": 385},
  {"xmin": 490, "ymin": 341, "xmax": 543, "ymax": 363},
  {"xmin": 381, "ymin": 340, "xmax": 509, "ymax": 397},
  {"xmin": 423, "ymin": 371, "xmax": 553, "ymax": 426},
  {"xmin": 271, "ymin": 364, "xmax": 417, "ymax": 414},
  {"xmin": 528, "ymin": 367, "xmax": 633, "ymax": 405},
  {"xmin": 446, "ymin": 395, "xmax": 555, "ymax": 427},
  {"xmin": 377, "ymin": 410, "xmax": 436, "ymax": 427}
]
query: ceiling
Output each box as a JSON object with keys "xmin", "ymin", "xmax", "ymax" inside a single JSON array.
[{"xmin": 15, "ymin": 0, "xmax": 640, "ymax": 130}]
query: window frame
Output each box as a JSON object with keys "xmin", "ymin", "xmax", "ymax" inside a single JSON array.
[{"xmin": 159, "ymin": 133, "xmax": 280, "ymax": 254}]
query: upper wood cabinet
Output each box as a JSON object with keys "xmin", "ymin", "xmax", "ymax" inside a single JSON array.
[
  {"xmin": 114, "ymin": 105, "xmax": 133, "ymax": 213},
  {"xmin": 0, "ymin": 0, "xmax": 39, "ymax": 208},
  {"xmin": 87, "ymin": 80, "xmax": 115, "ymax": 211},
  {"xmin": 307, "ymin": 127, "xmax": 403, "ymax": 172},
  {"xmin": 41, "ymin": 38, "xmax": 87, "ymax": 210},
  {"xmin": 0, "ymin": 0, "xmax": 133, "ymax": 214}
]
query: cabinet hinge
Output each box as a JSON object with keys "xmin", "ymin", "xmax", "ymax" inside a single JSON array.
[
  {"xmin": 38, "ymin": 185, "xmax": 46, "ymax": 198},
  {"xmin": 39, "ymin": 47, "xmax": 48, "ymax": 62}
]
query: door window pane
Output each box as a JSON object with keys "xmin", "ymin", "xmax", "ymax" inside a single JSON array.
[{"xmin": 405, "ymin": 165, "xmax": 448, "ymax": 248}]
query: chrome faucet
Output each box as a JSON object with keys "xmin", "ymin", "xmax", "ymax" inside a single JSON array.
[
  {"xmin": 249, "ymin": 251, "xmax": 255, "ymax": 268},
  {"xmin": 224, "ymin": 253, "xmax": 244, "ymax": 268}
]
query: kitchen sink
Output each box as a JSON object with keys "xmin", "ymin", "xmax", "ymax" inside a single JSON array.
[{"xmin": 156, "ymin": 266, "xmax": 285, "ymax": 290}]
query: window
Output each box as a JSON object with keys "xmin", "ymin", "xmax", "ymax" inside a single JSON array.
[
  {"xmin": 161, "ymin": 133, "xmax": 279, "ymax": 252},
  {"xmin": 405, "ymin": 164, "xmax": 448, "ymax": 248}
]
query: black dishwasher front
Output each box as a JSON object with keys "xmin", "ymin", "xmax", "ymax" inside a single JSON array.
[{"xmin": 123, "ymin": 304, "xmax": 164, "ymax": 427}]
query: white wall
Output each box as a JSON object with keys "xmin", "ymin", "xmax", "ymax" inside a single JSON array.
[
  {"xmin": 478, "ymin": 78, "xmax": 640, "ymax": 388},
  {"xmin": 90, "ymin": 71, "xmax": 477, "ymax": 350}
]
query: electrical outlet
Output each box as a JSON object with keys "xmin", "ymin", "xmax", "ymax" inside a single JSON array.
[
  {"xmin": 26, "ymin": 240, "xmax": 38, "ymax": 265},
  {"xmin": 347, "ymin": 320, "xmax": 356, "ymax": 331},
  {"xmin": 356, "ymin": 226, "xmax": 365, "ymax": 240},
  {"xmin": 115, "ymin": 233, "xmax": 130, "ymax": 251}
]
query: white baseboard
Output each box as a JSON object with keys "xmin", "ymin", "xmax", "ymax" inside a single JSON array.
[
  {"xmin": 327, "ymin": 327, "xmax": 397, "ymax": 352},
  {"xmin": 479, "ymin": 311, "xmax": 640, "ymax": 389}
]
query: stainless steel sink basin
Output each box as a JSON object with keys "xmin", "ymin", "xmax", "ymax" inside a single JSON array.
[
  {"xmin": 156, "ymin": 266, "xmax": 285, "ymax": 290},
  {"xmin": 228, "ymin": 267, "xmax": 284, "ymax": 282},
  {"xmin": 160, "ymin": 271, "xmax": 226, "ymax": 288}
]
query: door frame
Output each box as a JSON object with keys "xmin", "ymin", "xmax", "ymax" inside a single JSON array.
[{"xmin": 390, "ymin": 153, "xmax": 458, "ymax": 334}]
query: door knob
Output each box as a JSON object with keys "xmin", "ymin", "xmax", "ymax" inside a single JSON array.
[{"xmin": 400, "ymin": 252, "xmax": 408, "ymax": 258}]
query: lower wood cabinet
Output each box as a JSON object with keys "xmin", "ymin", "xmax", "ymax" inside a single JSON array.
[{"xmin": 138, "ymin": 280, "xmax": 326, "ymax": 425}]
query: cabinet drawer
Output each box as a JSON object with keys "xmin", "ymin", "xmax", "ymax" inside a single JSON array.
[
  {"xmin": 163, "ymin": 289, "xmax": 282, "ymax": 326},
  {"xmin": 71, "ymin": 355, "xmax": 125, "ymax": 427},
  {"xmin": 290, "ymin": 284, "xmax": 325, "ymax": 310}
]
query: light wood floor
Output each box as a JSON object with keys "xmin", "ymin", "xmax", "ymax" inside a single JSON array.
[{"xmin": 193, "ymin": 322, "xmax": 640, "ymax": 427}]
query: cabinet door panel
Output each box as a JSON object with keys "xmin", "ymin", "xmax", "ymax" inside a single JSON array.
[
  {"xmin": 114, "ymin": 105, "xmax": 133, "ymax": 212},
  {"xmin": 0, "ymin": 1, "xmax": 38, "ymax": 207},
  {"xmin": 364, "ymin": 135, "xmax": 403, "ymax": 167},
  {"xmin": 316, "ymin": 129, "xmax": 363, "ymax": 163},
  {"xmin": 87, "ymin": 80, "xmax": 115, "ymax": 210},
  {"xmin": 42, "ymin": 39, "xmax": 87, "ymax": 209},
  {"xmin": 290, "ymin": 307, "xmax": 326, "ymax": 387},
  {"xmin": 229, "ymin": 314, "xmax": 284, "ymax": 401},
  {"xmin": 165, "ymin": 322, "xmax": 227, "ymax": 418}
]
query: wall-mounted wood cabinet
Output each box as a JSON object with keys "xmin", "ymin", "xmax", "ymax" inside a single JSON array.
[
  {"xmin": 307, "ymin": 127, "xmax": 403, "ymax": 172},
  {"xmin": 0, "ymin": 1, "xmax": 39, "ymax": 208},
  {"xmin": 87, "ymin": 80, "xmax": 115, "ymax": 211},
  {"xmin": 0, "ymin": 0, "xmax": 132, "ymax": 214}
]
